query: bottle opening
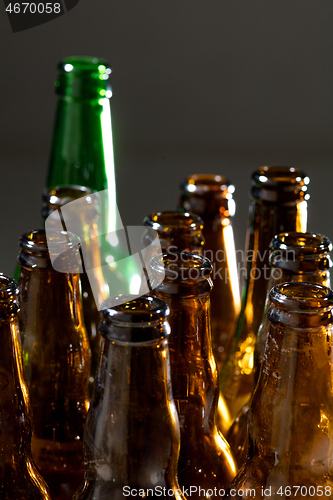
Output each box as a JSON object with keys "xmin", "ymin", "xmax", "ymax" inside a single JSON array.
[
  {"xmin": 144, "ymin": 211, "xmax": 203, "ymax": 233},
  {"xmin": 0, "ymin": 275, "xmax": 18, "ymax": 301},
  {"xmin": 100, "ymin": 295, "xmax": 170, "ymax": 342},
  {"xmin": 270, "ymin": 282, "xmax": 333, "ymax": 310},
  {"xmin": 251, "ymin": 166, "xmax": 310, "ymax": 203},
  {"xmin": 150, "ymin": 252, "xmax": 212, "ymax": 282},
  {"xmin": 182, "ymin": 174, "xmax": 232, "ymax": 194}
]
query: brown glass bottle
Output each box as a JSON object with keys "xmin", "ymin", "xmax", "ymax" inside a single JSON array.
[
  {"xmin": 17, "ymin": 230, "xmax": 91, "ymax": 500},
  {"xmin": 143, "ymin": 211, "xmax": 204, "ymax": 255},
  {"xmin": 178, "ymin": 174, "xmax": 240, "ymax": 371},
  {"xmin": 42, "ymin": 185, "xmax": 107, "ymax": 395},
  {"xmin": 219, "ymin": 166, "xmax": 309, "ymax": 426},
  {"xmin": 225, "ymin": 282, "xmax": 333, "ymax": 499},
  {"xmin": 0, "ymin": 275, "xmax": 53, "ymax": 499},
  {"xmin": 150, "ymin": 252, "xmax": 237, "ymax": 494},
  {"xmin": 74, "ymin": 295, "xmax": 186, "ymax": 500},
  {"xmin": 227, "ymin": 231, "xmax": 332, "ymax": 467}
]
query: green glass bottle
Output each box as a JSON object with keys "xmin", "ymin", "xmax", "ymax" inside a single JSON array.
[{"xmin": 46, "ymin": 56, "xmax": 139, "ymax": 296}]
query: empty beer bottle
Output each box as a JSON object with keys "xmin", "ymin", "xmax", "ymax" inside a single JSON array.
[
  {"xmin": 42, "ymin": 185, "xmax": 107, "ymax": 396},
  {"xmin": 224, "ymin": 282, "xmax": 333, "ymax": 499},
  {"xmin": 143, "ymin": 210, "xmax": 204, "ymax": 254},
  {"xmin": 17, "ymin": 230, "xmax": 91, "ymax": 500},
  {"xmin": 227, "ymin": 231, "xmax": 332, "ymax": 467},
  {"xmin": 74, "ymin": 295, "xmax": 186, "ymax": 500},
  {"xmin": 0, "ymin": 275, "xmax": 53, "ymax": 499},
  {"xmin": 219, "ymin": 166, "xmax": 309, "ymax": 427},
  {"xmin": 179, "ymin": 174, "xmax": 240, "ymax": 371},
  {"xmin": 150, "ymin": 252, "xmax": 237, "ymax": 494},
  {"xmin": 46, "ymin": 56, "xmax": 139, "ymax": 295}
]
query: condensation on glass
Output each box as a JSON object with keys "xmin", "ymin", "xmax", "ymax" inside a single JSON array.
[
  {"xmin": 74, "ymin": 295, "xmax": 186, "ymax": 500},
  {"xmin": 17, "ymin": 229, "xmax": 91, "ymax": 500}
]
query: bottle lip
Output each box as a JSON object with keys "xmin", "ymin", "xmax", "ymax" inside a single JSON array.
[
  {"xmin": 99, "ymin": 295, "xmax": 170, "ymax": 342},
  {"xmin": 56, "ymin": 56, "xmax": 112, "ymax": 99},
  {"xmin": 269, "ymin": 282, "xmax": 333, "ymax": 311},
  {"xmin": 18, "ymin": 229, "xmax": 82, "ymax": 273},
  {"xmin": 19, "ymin": 229, "xmax": 80, "ymax": 254},
  {"xmin": 0, "ymin": 275, "xmax": 18, "ymax": 301},
  {"xmin": 181, "ymin": 174, "xmax": 234, "ymax": 196},
  {"xmin": 269, "ymin": 232, "xmax": 333, "ymax": 272},
  {"xmin": 143, "ymin": 211, "xmax": 204, "ymax": 234},
  {"xmin": 251, "ymin": 166, "xmax": 310, "ymax": 203},
  {"xmin": 59, "ymin": 56, "xmax": 112, "ymax": 74},
  {"xmin": 42, "ymin": 185, "xmax": 97, "ymax": 220}
]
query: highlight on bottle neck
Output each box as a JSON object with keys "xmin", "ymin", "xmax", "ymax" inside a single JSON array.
[
  {"xmin": 268, "ymin": 282, "xmax": 333, "ymax": 329},
  {"xmin": 143, "ymin": 211, "xmax": 204, "ymax": 253},
  {"xmin": 99, "ymin": 295, "xmax": 170, "ymax": 343},
  {"xmin": 55, "ymin": 56, "xmax": 112, "ymax": 100},
  {"xmin": 18, "ymin": 229, "xmax": 82, "ymax": 273},
  {"xmin": 269, "ymin": 232, "xmax": 332, "ymax": 274},
  {"xmin": 150, "ymin": 252, "xmax": 213, "ymax": 296},
  {"xmin": 42, "ymin": 185, "xmax": 94, "ymax": 220},
  {"xmin": 0, "ymin": 275, "xmax": 19, "ymax": 321},
  {"xmin": 179, "ymin": 174, "xmax": 236, "ymax": 219},
  {"xmin": 251, "ymin": 166, "xmax": 310, "ymax": 203}
]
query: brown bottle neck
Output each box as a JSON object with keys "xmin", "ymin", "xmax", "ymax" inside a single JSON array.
[
  {"xmin": 84, "ymin": 337, "xmax": 180, "ymax": 487},
  {"xmin": 240, "ymin": 199, "xmax": 307, "ymax": 335}
]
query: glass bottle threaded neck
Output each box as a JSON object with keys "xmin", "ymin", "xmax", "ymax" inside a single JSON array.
[
  {"xmin": 268, "ymin": 282, "xmax": 333, "ymax": 329},
  {"xmin": 55, "ymin": 56, "xmax": 112, "ymax": 100},
  {"xmin": 251, "ymin": 165, "xmax": 310, "ymax": 203},
  {"xmin": 99, "ymin": 295, "xmax": 170, "ymax": 343}
]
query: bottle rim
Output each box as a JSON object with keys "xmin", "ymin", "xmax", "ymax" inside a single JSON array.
[
  {"xmin": 99, "ymin": 295, "xmax": 170, "ymax": 342},
  {"xmin": 143, "ymin": 211, "xmax": 204, "ymax": 233},
  {"xmin": 0, "ymin": 275, "xmax": 18, "ymax": 301},
  {"xmin": 270, "ymin": 282, "xmax": 333, "ymax": 311}
]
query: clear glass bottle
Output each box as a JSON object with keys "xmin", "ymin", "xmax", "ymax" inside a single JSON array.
[
  {"xmin": 17, "ymin": 229, "xmax": 91, "ymax": 500},
  {"xmin": 219, "ymin": 166, "xmax": 309, "ymax": 427},
  {"xmin": 74, "ymin": 295, "xmax": 186, "ymax": 500},
  {"xmin": 227, "ymin": 231, "xmax": 332, "ymax": 467},
  {"xmin": 150, "ymin": 252, "xmax": 237, "ymax": 494},
  {"xmin": 0, "ymin": 275, "xmax": 53, "ymax": 499},
  {"xmin": 225, "ymin": 282, "xmax": 333, "ymax": 498},
  {"xmin": 178, "ymin": 174, "xmax": 240, "ymax": 371}
]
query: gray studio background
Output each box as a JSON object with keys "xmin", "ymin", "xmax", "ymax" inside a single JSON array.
[{"xmin": 0, "ymin": 1, "xmax": 332, "ymax": 278}]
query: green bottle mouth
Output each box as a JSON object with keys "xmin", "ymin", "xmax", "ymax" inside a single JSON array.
[{"xmin": 55, "ymin": 56, "xmax": 112, "ymax": 100}]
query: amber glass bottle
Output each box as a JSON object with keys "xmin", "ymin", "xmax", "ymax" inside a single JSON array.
[
  {"xmin": 225, "ymin": 282, "xmax": 333, "ymax": 499},
  {"xmin": 42, "ymin": 185, "xmax": 107, "ymax": 395},
  {"xmin": 0, "ymin": 275, "xmax": 52, "ymax": 499},
  {"xmin": 17, "ymin": 230, "xmax": 91, "ymax": 500},
  {"xmin": 178, "ymin": 174, "xmax": 240, "ymax": 370},
  {"xmin": 143, "ymin": 210, "xmax": 204, "ymax": 255},
  {"xmin": 74, "ymin": 295, "xmax": 186, "ymax": 500},
  {"xmin": 219, "ymin": 166, "xmax": 309, "ymax": 427},
  {"xmin": 227, "ymin": 231, "xmax": 332, "ymax": 467},
  {"xmin": 150, "ymin": 252, "xmax": 237, "ymax": 494}
]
